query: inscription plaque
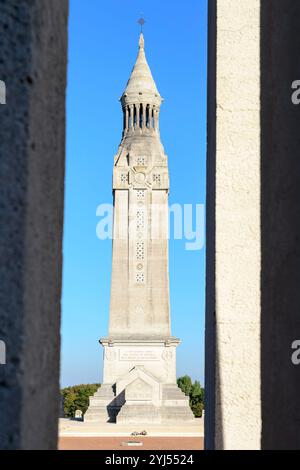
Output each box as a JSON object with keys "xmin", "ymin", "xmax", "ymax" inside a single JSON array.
[{"xmin": 119, "ymin": 349, "xmax": 160, "ymax": 361}]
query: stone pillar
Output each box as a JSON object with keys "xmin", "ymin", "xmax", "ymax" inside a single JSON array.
[
  {"xmin": 206, "ymin": 0, "xmax": 300, "ymax": 450},
  {"xmin": 136, "ymin": 104, "xmax": 140, "ymax": 129},
  {"xmin": 154, "ymin": 108, "xmax": 159, "ymax": 130},
  {"xmin": 125, "ymin": 106, "xmax": 129, "ymax": 131},
  {"xmin": 129, "ymin": 105, "xmax": 134, "ymax": 129},
  {"xmin": 142, "ymin": 103, "xmax": 146, "ymax": 128},
  {"xmin": 260, "ymin": 0, "xmax": 300, "ymax": 450},
  {"xmin": 151, "ymin": 106, "xmax": 154, "ymax": 128},
  {"xmin": 152, "ymin": 107, "xmax": 156, "ymax": 129},
  {"xmin": 147, "ymin": 105, "xmax": 151, "ymax": 128},
  {"xmin": 206, "ymin": 0, "xmax": 261, "ymax": 449},
  {"xmin": 0, "ymin": 0, "xmax": 68, "ymax": 449}
]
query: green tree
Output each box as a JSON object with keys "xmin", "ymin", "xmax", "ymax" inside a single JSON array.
[
  {"xmin": 177, "ymin": 375, "xmax": 193, "ymax": 396},
  {"xmin": 190, "ymin": 399, "xmax": 203, "ymax": 418},
  {"xmin": 63, "ymin": 390, "xmax": 77, "ymax": 418},
  {"xmin": 177, "ymin": 376, "xmax": 204, "ymax": 418},
  {"xmin": 189, "ymin": 380, "xmax": 204, "ymax": 417},
  {"xmin": 61, "ymin": 383, "xmax": 100, "ymax": 418},
  {"xmin": 190, "ymin": 380, "xmax": 203, "ymax": 400}
]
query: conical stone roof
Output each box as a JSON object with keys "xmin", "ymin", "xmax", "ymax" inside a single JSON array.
[{"xmin": 122, "ymin": 34, "xmax": 161, "ymax": 101}]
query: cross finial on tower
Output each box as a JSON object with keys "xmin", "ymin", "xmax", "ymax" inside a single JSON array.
[{"xmin": 138, "ymin": 17, "xmax": 145, "ymax": 33}]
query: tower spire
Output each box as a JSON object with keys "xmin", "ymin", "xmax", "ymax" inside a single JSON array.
[
  {"xmin": 139, "ymin": 32, "xmax": 144, "ymax": 49},
  {"xmin": 120, "ymin": 28, "xmax": 162, "ymax": 135},
  {"xmin": 121, "ymin": 31, "xmax": 160, "ymax": 97}
]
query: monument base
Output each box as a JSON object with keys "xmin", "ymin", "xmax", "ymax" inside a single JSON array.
[{"xmin": 84, "ymin": 337, "xmax": 194, "ymax": 424}]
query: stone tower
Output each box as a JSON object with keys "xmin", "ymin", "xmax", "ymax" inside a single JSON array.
[{"xmin": 85, "ymin": 33, "xmax": 194, "ymax": 424}]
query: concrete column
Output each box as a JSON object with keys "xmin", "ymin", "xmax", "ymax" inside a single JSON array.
[
  {"xmin": 149, "ymin": 105, "xmax": 153, "ymax": 128},
  {"xmin": 142, "ymin": 103, "xmax": 146, "ymax": 128},
  {"xmin": 260, "ymin": 0, "xmax": 300, "ymax": 450},
  {"xmin": 153, "ymin": 107, "xmax": 157, "ymax": 129},
  {"xmin": 136, "ymin": 104, "xmax": 140, "ymax": 129},
  {"xmin": 207, "ymin": 0, "xmax": 300, "ymax": 450},
  {"xmin": 129, "ymin": 105, "xmax": 134, "ymax": 129},
  {"xmin": 0, "ymin": 0, "xmax": 68, "ymax": 449},
  {"xmin": 125, "ymin": 106, "xmax": 129, "ymax": 130},
  {"xmin": 206, "ymin": 0, "xmax": 261, "ymax": 449},
  {"xmin": 154, "ymin": 108, "xmax": 159, "ymax": 130},
  {"xmin": 151, "ymin": 105, "xmax": 154, "ymax": 128},
  {"xmin": 148, "ymin": 105, "xmax": 152, "ymax": 128}
]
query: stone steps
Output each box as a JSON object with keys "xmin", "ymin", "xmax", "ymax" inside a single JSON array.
[
  {"xmin": 117, "ymin": 404, "xmax": 161, "ymax": 424},
  {"xmin": 84, "ymin": 384, "xmax": 119, "ymax": 423},
  {"xmin": 84, "ymin": 405, "xmax": 121, "ymax": 423},
  {"xmin": 162, "ymin": 385, "xmax": 189, "ymax": 400},
  {"xmin": 161, "ymin": 406, "xmax": 195, "ymax": 422},
  {"xmin": 85, "ymin": 383, "xmax": 195, "ymax": 424},
  {"xmin": 92, "ymin": 384, "xmax": 115, "ymax": 398}
]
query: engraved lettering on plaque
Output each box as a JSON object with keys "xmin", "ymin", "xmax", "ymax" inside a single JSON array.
[{"xmin": 119, "ymin": 349, "xmax": 160, "ymax": 361}]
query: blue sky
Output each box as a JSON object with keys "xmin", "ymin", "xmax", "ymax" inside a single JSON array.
[{"xmin": 61, "ymin": 0, "xmax": 207, "ymax": 388}]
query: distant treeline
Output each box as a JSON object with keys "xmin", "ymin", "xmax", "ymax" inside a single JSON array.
[{"xmin": 61, "ymin": 383, "xmax": 100, "ymax": 418}]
